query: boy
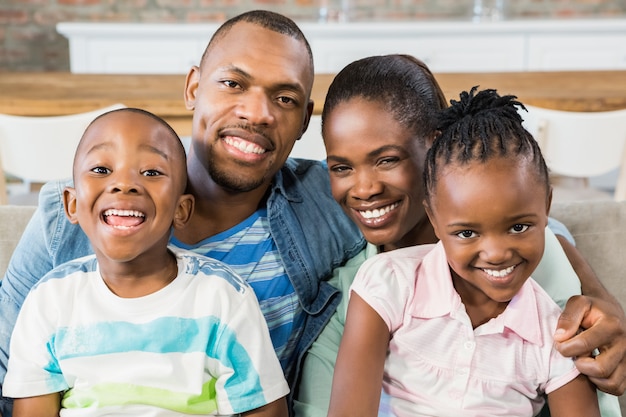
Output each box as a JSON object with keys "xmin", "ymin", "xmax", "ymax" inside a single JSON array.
[{"xmin": 3, "ymin": 108, "xmax": 288, "ymax": 416}]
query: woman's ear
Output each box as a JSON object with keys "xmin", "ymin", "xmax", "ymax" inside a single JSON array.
[
  {"xmin": 426, "ymin": 130, "xmax": 441, "ymax": 149},
  {"xmin": 63, "ymin": 187, "xmax": 79, "ymax": 224},
  {"xmin": 172, "ymin": 194, "xmax": 195, "ymax": 230}
]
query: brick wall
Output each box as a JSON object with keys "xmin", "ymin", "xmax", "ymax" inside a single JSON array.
[{"xmin": 1, "ymin": 0, "xmax": 625, "ymax": 72}]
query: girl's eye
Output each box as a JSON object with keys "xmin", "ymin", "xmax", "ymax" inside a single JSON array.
[
  {"xmin": 510, "ymin": 224, "xmax": 529, "ymax": 234},
  {"xmin": 456, "ymin": 230, "xmax": 476, "ymax": 239},
  {"xmin": 91, "ymin": 167, "xmax": 110, "ymax": 175}
]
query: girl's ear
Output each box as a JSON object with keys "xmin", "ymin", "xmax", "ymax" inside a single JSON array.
[
  {"xmin": 172, "ymin": 194, "xmax": 195, "ymax": 230},
  {"xmin": 423, "ymin": 198, "xmax": 440, "ymax": 240},
  {"xmin": 545, "ymin": 185, "xmax": 553, "ymax": 216},
  {"xmin": 63, "ymin": 187, "xmax": 79, "ymax": 224}
]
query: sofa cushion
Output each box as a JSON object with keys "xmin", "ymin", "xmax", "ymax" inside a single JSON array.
[
  {"xmin": 551, "ymin": 200, "xmax": 626, "ymax": 309},
  {"xmin": 0, "ymin": 205, "xmax": 36, "ymax": 279}
]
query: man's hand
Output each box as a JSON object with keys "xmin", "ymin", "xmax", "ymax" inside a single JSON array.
[{"xmin": 554, "ymin": 294, "xmax": 626, "ymax": 395}]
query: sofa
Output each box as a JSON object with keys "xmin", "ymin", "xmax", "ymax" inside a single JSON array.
[{"xmin": 0, "ymin": 201, "xmax": 624, "ymax": 413}]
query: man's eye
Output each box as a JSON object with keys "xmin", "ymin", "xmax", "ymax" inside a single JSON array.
[
  {"xmin": 223, "ymin": 80, "xmax": 240, "ymax": 89},
  {"xmin": 456, "ymin": 230, "xmax": 476, "ymax": 239},
  {"xmin": 510, "ymin": 224, "xmax": 529, "ymax": 234},
  {"xmin": 278, "ymin": 96, "xmax": 295, "ymax": 105}
]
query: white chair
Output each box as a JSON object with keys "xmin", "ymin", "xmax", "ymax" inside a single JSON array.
[
  {"xmin": 290, "ymin": 114, "xmax": 327, "ymax": 161},
  {"xmin": 0, "ymin": 104, "xmax": 126, "ymax": 204},
  {"xmin": 521, "ymin": 105, "xmax": 626, "ymax": 201}
]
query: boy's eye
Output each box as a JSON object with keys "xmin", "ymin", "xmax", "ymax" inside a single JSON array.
[
  {"xmin": 456, "ymin": 230, "xmax": 476, "ymax": 239},
  {"xmin": 510, "ymin": 224, "xmax": 530, "ymax": 234},
  {"xmin": 91, "ymin": 167, "xmax": 110, "ymax": 175},
  {"xmin": 143, "ymin": 169, "xmax": 161, "ymax": 177}
]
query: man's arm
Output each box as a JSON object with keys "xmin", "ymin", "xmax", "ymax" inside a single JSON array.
[{"xmin": 554, "ymin": 235, "xmax": 626, "ymax": 396}]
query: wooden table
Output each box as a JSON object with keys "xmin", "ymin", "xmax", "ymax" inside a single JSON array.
[{"xmin": 2, "ymin": 71, "xmax": 626, "ymax": 137}]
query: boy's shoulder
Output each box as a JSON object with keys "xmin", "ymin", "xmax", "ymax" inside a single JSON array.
[{"xmin": 171, "ymin": 247, "xmax": 250, "ymax": 293}]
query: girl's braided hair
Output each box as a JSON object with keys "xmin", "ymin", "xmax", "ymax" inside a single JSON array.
[{"xmin": 423, "ymin": 87, "xmax": 550, "ymax": 200}]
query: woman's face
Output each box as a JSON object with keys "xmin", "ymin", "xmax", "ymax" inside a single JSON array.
[{"xmin": 324, "ymin": 97, "xmax": 436, "ymax": 252}]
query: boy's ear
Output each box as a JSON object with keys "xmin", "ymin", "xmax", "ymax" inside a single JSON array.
[
  {"xmin": 172, "ymin": 194, "xmax": 195, "ymax": 230},
  {"xmin": 63, "ymin": 187, "xmax": 79, "ymax": 224}
]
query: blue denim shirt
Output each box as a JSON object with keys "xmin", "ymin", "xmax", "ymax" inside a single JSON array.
[{"xmin": 0, "ymin": 158, "xmax": 365, "ymax": 416}]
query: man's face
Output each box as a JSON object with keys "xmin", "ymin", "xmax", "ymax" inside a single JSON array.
[{"xmin": 184, "ymin": 22, "xmax": 314, "ymax": 193}]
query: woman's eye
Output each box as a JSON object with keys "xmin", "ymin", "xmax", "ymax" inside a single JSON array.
[
  {"xmin": 91, "ymin": 167, "xmax": 110, "ymax": 175},
  {"xmin": 456, "ymin": 230, "xmax": 476, "ymax": 239},
  {"xmin": 510, "ymin": 224, "xmax": 529, "ymax": 234},
  {"xmin": 329, "ymin": 165, "xmax": 351, "ymax": 174}
]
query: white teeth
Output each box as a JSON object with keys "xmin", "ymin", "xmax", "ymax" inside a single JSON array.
[
  {"xmin": 103, "ymin": 209, "xmax": 145, "ymax": 218},
  {"xmin": 224, "ymin": 137, "xmax": 265, "ymax": 154},
  {"xmin": 359, "ymin": 203, "xmax": 399, "ymax": 219},
  {"xmin": 483, "ymin": 265, "xmax": 516, "ymax": 278}
]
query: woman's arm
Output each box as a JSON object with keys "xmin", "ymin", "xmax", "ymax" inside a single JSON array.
[
  {"xmin": 547, "ymin": 374, "xmax": 600, "ymax": 417},
  {"xmin": 13, "ymin": 393, "xmax": 61, "ymax": 417},
  {"xmin": 327, "ymin": 293, "xmax": 389, "ymax": 417},
  {"xmin": 554, "ymin": 235, "xmax": 626, "ymax": 396}
]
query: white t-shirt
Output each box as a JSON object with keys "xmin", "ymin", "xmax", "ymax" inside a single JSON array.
[{"xmin": 4, "ymin": 247, "xmax": 288, "ymax": 416}]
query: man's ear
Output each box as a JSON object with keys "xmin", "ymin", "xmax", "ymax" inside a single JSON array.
[
  {"xmin": 298, "ymin": 100, "xmax": 315, "ymax": 141},
  {"xmin": 63, "ymin": 187, "xmax": 79, "ymax": 224},
  {"xmin": 172, "ymin": 194, "xmax": 195, "ymax": 230},
  {"xmin": 184, "ymin": 66, "xmax": 200, "ymax": 111}
]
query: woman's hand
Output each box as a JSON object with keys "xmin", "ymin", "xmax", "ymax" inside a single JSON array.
[{"xmin": 554, "ymin": 294, "xmax": 626, "ymax": 395}]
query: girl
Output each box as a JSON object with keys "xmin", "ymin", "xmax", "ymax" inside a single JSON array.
[{"xmin": 326, "ymin": 87, "xmax": 600, "ymax": 417}]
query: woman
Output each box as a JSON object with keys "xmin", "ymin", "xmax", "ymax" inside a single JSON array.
[{"xmin": 293, "ymin": 54, "xmax": 623, "ymax": 416}]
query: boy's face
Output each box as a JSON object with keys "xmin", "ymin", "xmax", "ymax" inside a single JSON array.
[
  {"xmin": 64, "ymin": 111, "xmax": 192, "ymax": 264},
  {"xmin": 426, "ymin": 156, "xmax": 551, "ymax": 309}
]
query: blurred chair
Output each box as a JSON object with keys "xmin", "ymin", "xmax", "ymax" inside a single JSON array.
[
  {"xmin": 521, "ymin": 105, "xmax": 626, "ymax": 202},
  {"xmin": 290, "ymin": 114, "xmax": 327, "ymax": 161},
  {"xmin": 0, "ymin": 104, "xmax": 126, "ymax": 204}
]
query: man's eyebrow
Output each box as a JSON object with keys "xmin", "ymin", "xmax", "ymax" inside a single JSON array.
[{"xmin": 220, "ymin": 65, "xmax": 306, "ymax": 95}]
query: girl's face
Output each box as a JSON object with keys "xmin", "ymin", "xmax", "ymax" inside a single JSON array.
[
  {"xmin": 425, "ymin": 156, "xmax": 551, "ymax": 321},
  {"xmin": 324, "ymin": 97, "xmax": 436, "ymax": 252}
]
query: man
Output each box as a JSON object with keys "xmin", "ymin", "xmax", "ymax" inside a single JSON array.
[{"xmin": 0, "ymin": 10, "xmax": 363, "ymax": 416}]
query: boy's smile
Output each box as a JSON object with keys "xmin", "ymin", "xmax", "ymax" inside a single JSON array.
[{"xmin": 63, "ymin": 110, "xmax": 192, "ymax": 274}]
